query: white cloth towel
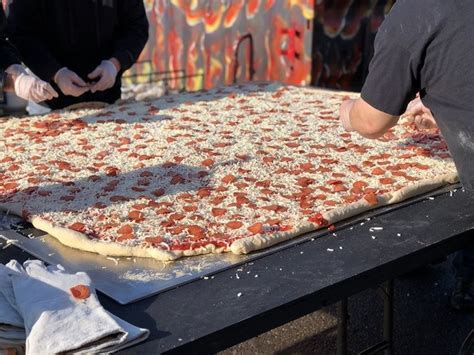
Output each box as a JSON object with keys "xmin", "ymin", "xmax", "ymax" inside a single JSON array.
[
  {"xmin": 0, "ymin": 264, "xmax": 25, "ymax": 348},
  {"xmin": 1, "ymin": 260, "xmax": 149, "ymax": 354}
]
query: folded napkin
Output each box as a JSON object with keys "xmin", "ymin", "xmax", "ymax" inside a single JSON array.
[
  {"xmin": 0, "ymin": 264, "xmax": 25, "ymax": 348},
  {"xmin": 3, "ymin": 260, "xmax": 149, "ymax": 354}
]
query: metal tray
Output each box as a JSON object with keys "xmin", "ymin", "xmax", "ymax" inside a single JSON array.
[{"xmin": 0, "ymin": 184, "xmax": 460, "ymax": 305}]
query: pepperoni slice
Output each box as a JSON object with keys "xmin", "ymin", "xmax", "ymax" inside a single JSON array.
[
  {"xmin": 221, "ymin": 174, "xmax": 236, "ymax": 184},
  {"xmin": 353, "ymin": 181, "xmax": 368, "ymax": 189},
  {"xmin": 348, "ymin": 165, "xmax": 362, "ymax": 173},
  {"xmin": 226, "ymin": 221, "xmax": 243, "ymax": 229},
  {"xmin": 379, "ymin": 178, "xmax": 395, "ymax": 185},
  {"xmin": 171, "ymin": 174, "xmax": 185, "ymax": 185},
  {"xmin": 183, "ymin": 205, "xmax": 198, "ymax": 212},
  {"xmin": 308, "ymin": 213, "xmax": 328, "ymax": 226},
  {"xmin": 371, "ymin": 167, "xmax": 385, "ymax": 175},
  {"xmin": 70, "ymin": 222, "xmax": 86, "ymax": 233},
  {"xmin": 128, "ymin": 210, "xmax": 145, "ymax": 222},
  {"xmin": 110, "ymin": 195, "xmax": 129, "ymax": 202},
  {"xmin": 70, "ymin": 285, "xmax": 90, "ymax": 300},
  {"xmin": 105, "ymin": 166, "xmax": 119, "ymax": 176},
  {"xmin": 117, "ymin": 224, "xmax": 133, "ymax": 235},
  {"xmin": 262, "ymin": 205, "xmax": 288, "ymax": 212},
  {"xmin": 188, "ymin": 225, "xmax": 205, "ymax": 237},
  {"xmin": 144, "ymin": 236, "xmax": 164, "ymax": 245},
  {"xmin": 212, "ymin": 208, "xmax": 227, "ymax": 217},
  {"xmin": 3, "ymin": 182, "xmax": 18, "ymax": 190},
  {"xmin": 364, "ymin": 193, "xmax": 378, "ymax": 206},
  {"xmin": 248, "ymin": 223, "xmax": 264, "ymax": 234},
  {"xmin": 201, "ymin": 159, "xmax": 214, "ymax": 167},
  {"xmin": 169, "ymin": 213, "xmax": 185, "ymax": 221},
  {"xmin": 333, "ymin": 184, "xmax": 347, "ymax": 192},
  {"xmin": 152, "ymin": 188, "xmax": 165, "ymax": 197},
  {"xmin": 297, "ymin": 177, "xmax": 315, "ymax": 187}
]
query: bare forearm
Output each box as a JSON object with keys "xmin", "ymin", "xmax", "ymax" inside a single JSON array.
[{"xmin": 349, "ymin": 98, "xmax": 399, "ymax": 139}]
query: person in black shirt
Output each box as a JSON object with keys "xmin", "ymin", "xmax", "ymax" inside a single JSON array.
[
  {"xmin": 338, "ymin": 0, "xmax": 474, "ymax": 311},
  {"xmin": 7, "ymin": 0, "xmax": 149, "ymax": 110},
  {"xmin": 0, "ymin": 6, "xmax": 57, "ymax": 103}
]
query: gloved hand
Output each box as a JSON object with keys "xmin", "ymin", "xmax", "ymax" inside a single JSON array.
[
  {"xmin": 88, "ymin": 59, "xmax": 118, "ymax": 93},
  {"xmin": 339, "ymin": 99, "xmax": 356, "ymax": 132},
  {"xmin": 9, "ymin": 260, "xmax": 149, "ymax": 354},
  {"xmin": 54, "ymin": 67, "xmax": 90, "ymax": 97},
  {"xmin": 5, "ymin": 64, "xmax": 58, "ymax": 103}
]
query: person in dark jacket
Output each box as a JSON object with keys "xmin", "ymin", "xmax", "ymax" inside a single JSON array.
[
  {"xmin": 7, "ymin": 0, "xmax": 149, "ymax": 110},
  {"xmin": 0, "ymin": 5, "xmax": 57, "ymax": 103}
]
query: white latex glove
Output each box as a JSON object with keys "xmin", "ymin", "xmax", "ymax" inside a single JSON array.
[
  {"xmin": 10, "ymin": 260, "xmax": 128, "ymax": 354},
  {"xmin": 88, "ymin": 60, "xmax": 118, "ymax": 93},
  {"xmin": 54, "ymin": 67, "xmax": 89, "ymax": 97},
  {"xmin": 5, "ymin": 64, "xmax": 58, "ymax": 103},
  {"xmin": 0, "ymin": 264, "xmax": 25, "ymax": 347}
]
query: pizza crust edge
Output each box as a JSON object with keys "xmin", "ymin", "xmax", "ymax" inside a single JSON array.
[{"xmin": 2, "ymin": 172, "xmax": 456, "ymax": 261}]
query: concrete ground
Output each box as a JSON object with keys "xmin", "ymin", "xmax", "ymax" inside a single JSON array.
[{"xmin": 221, "ymin": 255, "xmax": 473, "ymax": 355}]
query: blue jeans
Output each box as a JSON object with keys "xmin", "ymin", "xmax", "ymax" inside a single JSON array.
[{"xmin": 454, "ymin": 242, "xmax": 474, "ymax": 281}]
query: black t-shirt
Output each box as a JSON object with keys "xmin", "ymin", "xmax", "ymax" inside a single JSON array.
[{"xmin": 361, "ymin": 0, "xmax": 474, "ymax": 190}]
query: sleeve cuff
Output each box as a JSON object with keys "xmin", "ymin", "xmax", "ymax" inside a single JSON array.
[
  {"xmin": 112, "ymin": 50, "xmax": 133, "ymax": 72},
  {"xmin": 360, "ymin": 90, "xmax": 407, "ymax": 117}
]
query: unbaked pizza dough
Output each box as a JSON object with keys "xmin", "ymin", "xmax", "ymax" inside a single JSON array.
[{"xmin": 0, "ymin": 83, "xmax": 458, "ymax": 261}]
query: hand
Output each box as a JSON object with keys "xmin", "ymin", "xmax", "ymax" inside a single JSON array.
[
  {"xmin": 405, "ymin": 96, "xmax": 437, "ymax": 129},
  {"xmin": 5, "ymin": 64, "xmax": 58, "ymax": 103},
  {"xmin": 88, "ymin": 59, "xmax": 119, "ymax": 93},
  {"xmin": 339, "ymin": 99, "xmax": 356, "ymax": 132},
  {"xmin": 54, "ymin": 67, "xmax": 89, "ymax": 97}
]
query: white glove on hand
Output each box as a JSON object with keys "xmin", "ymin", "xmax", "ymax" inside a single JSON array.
[
  {"xmin": 0, "ymin": 264, "xmax": 25, "ymax": 346},
  {"xmin": 54, "ymin": 67, "xmax": 90, "ymax": 97},
  {"xmin": 5, "ymin": 64, "xmax": 58, "ymax": 103},
  {"xmin": 10, "ymin": 260, "xmax": 128, "ymax": 354},
  {"xmin": 88, "ymin": 60, "xmax": 118, "ymax": 93}
]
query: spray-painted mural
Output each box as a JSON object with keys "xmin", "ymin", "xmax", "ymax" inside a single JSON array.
[
  {"xmin": 132, "ymin": 0, "xmax": 395, "ymax": 91},
  {"xmin": 131, "ymin": 0, "xmax": 315, "ymax": 91}
]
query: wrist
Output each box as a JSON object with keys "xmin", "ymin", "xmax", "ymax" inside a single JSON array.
[
  {"xmin": 108, "ymin": 58, "xmax": 121, "ymax": 73},
  {"xmin": 4, "ymin": 72, "xmax": 16, "ymax": 92},
  {"xmin": 54, "ymin": 67, "xmax": 69, "ymax": 84},
  {"xmin": 5, "ymin": 64, "xmax": 26, "ymax": 82}
]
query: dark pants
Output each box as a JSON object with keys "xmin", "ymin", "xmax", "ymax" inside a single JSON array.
[{"xmin": 454, "ymin": 242, "xmax": 474, "ymax": 281}]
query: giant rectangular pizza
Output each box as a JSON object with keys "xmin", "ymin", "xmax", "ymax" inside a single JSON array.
[{"xmin": 0, "ymin": 83, "xmax": 458, "ymax": 261}]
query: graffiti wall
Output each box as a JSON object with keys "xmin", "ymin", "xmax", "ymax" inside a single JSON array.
[
  {"xmin": 132, "ymin": 0, "xmax": 395, "ymax": 92},
  {"xmin": 133, "ymin": 0, "xmax": 314, "ymax": 91}
]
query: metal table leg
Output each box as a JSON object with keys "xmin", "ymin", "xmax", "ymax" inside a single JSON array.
[
  {"xmin": 383, "ymin": 280, "xmax": 394, "ymax": 355},
  {"xmin": 337, "ymin": 298, "xmax": 349, "ymax": 355},
  {"xmin": 359, "ymin": 279, "xmax": 395, "ymax": 355}
]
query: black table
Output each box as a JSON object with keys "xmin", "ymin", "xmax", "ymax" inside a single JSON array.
[{"xmin": 1, "ymin": 187, "xmax": 473, "ymax": 354}]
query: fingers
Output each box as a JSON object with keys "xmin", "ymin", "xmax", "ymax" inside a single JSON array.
[
  {"xmin": 43, "ymin": 84, "xmax": 59, "ymax": 98},
  {"xmin": 414, "ymin": 113, "xmax": 437, "ymax": 129},
  {"xmin": 29, "ymin": 83, "xmax": 55, "ymax": 103},
  {"xmin": 90, "ymin": 76, "xmax": 114, "ymax": 93},
  {"xmin": 70, "ymin": 72, "xmax": 88, "ymax": 89},
  {"xmin": 88, "ymin": 67, "xmax": 103, "ymax": 80},
  {"xmin": 406, "ymin": 100, "xmax": 424, "ymax": 116}
]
